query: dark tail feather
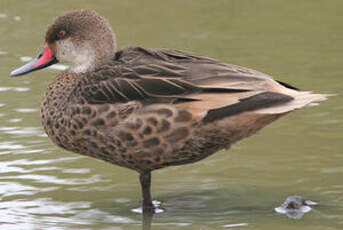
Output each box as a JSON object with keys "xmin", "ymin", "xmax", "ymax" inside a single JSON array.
[
  {"xmin": 276, "ymin": 80, "xmax": 299, "ymax": 90},
  {"xmin": 202, "ymin": 92, "xmax": 293, "ymax": 123}
]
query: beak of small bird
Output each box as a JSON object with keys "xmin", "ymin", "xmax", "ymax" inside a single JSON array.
[{"xmin": 10, "ymin": 44, "xmax": 58, "ymax": 77}]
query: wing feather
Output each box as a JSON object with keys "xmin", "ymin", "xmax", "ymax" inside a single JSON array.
[{"xmin": 76, "ymin": 47, "xmax": 305, "ymax": 120}]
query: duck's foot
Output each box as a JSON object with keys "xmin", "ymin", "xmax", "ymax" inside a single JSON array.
[
  {"xmin": 132, "ymin": 171, "xmax": 165, "ymax": 214},
  {"xmin": 131, "ymin": 200, "xmax": 164, "ymax": 214}
]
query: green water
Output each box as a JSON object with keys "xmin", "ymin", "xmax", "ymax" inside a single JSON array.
[{"xmin": 0, "ymin": 0, "xmax": 342, "ymax": 229}]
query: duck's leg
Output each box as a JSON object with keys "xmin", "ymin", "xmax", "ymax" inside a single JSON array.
[{"xmin": 139, "ymin": 171, "xmax": 154, "ymax": 212}]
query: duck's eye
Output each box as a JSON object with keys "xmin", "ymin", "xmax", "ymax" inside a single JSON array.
[{"xmin": 57, "ymin": 30, "xmax": 67, "ymax": 39}]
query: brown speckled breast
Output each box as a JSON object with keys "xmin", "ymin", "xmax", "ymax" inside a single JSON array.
[{"xmin": 41, "ymin": 72, "xmax": 201, "ymax": 172}]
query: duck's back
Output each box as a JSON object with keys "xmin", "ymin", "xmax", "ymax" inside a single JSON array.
[{"xmin": 79, "ymin": 47, "xmax": 325, "ymax": 117}]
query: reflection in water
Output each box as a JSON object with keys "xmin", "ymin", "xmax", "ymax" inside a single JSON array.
[
  {"xmin": 0, "ymin": 126, "xmax": 42, "ymax": 137},
  {"xmin": 0, "ymin": 198, "xmax": 135, "ymax": 228},
  {"xmin": 20, "ymin": 56, "xmax": 32, "ymax": 62},
  {"xmin": 8, "ymin": 118, "xmax": 22, "ymax": 123},
  {"xmin": 142, "ymin": 212, "xmax": 153, "ymax": 230},
  {"xmin": 132, "ymin": 200, "xmax": 164, "ymax": 214},
  {"xmin": 0, "ymin": 13, "xmax": 7, "ymax": 19},
  {"xmin": 0, "ymin": 87, "xmax": 29, "ymax": 92},
  {"xmin": 48, "ymin": 64, "xmax": 68, "ymax": 71},
  {"xmin": 0, "ymin": 0, "xmax": 342, "ymax": 229},
  {"xmin": 223, "ymin": 223, "xmax": 249, "ymax": 228},
  {"xmin": 13, "ymin": 16, "xmax": 21, "ymax": 21},
  {"xmin": 132, "ymin": 200, "xmax": 163, "ymax": 230},
  {"xmin": 15, "ymin": 108, "xmax": 38, "ymax": 113}
]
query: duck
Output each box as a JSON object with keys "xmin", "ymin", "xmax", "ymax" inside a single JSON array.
[{"xmin": 10, "ymin": 9, "xmax": 327, "ymax": 212}]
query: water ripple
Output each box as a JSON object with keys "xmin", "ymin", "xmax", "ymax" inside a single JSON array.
[
  {"xmin": 0, "ymin": 174, "xmax": 105, "ymax": 186},
  {"xmin": 20, "ymin": 56, "xmax": 32, "ymax": 62},
  {"xmin": 0, "ymin": 198, "xmax": 135, "ymax": 229},
  {"xmin": 0, "ymin": 87, "xmax": 30, "ymax": 92},
  {"xmin": 15, "ymin": 108, "xmax": 38, "ymax": 113},
  {"xmin": 0, "ymin": 126, "xmax": 44, "ymax": 137},
  {"xmin": 0, "ymin": 13, "xmax": 7, "ymax": 19},
  {"xmin": 8, "ymin": 118, "xmax": 23, "ymax": 123},
  {"xmin": 0, "ymin": 182, "xmax": 58, "ymax": 198},
  {"xmin": 223, "ymin": 223, "xmax": 249, "ymax": 228},
  {"xmin": 0, "ymin": 141, "xmax": 25, "ymax": 150},
  {"xmin": 13, "ymin": 16, "xmax": 21, "ymax": 21}
]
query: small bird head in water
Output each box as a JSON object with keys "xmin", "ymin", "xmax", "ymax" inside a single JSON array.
[{"xmin": 275, "ymin": 195, "xmax": 318, "ymax": 219}]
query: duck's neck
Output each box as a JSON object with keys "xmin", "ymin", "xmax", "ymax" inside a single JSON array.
[
  {"xmin": 69, "ymin": 46, "xmax": 116, "ymax": 74},
  {"xmin": 69, "ymin": 45, "xmax": 96, "ymax": 73},
  {"xmin": 58, "ymin": 37, "xmax": 116, "ymax": 74}
]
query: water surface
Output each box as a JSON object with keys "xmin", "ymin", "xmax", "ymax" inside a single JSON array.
[{"xmin": 0, "ymin": 0, "xmax": 342, "ymax": 229}]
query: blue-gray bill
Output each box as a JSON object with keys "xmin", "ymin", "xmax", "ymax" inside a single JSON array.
[{"xmin": 10, "ymin": 44, "xmax": 58, "ymax": 77}]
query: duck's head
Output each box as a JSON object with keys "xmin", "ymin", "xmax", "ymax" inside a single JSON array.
[{"xmin": 11, "ymin": 10, "xmax": 116, "ymax": 77}]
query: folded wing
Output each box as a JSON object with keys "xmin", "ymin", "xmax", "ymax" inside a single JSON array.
[{"xmin": 77, "ymin": 47, "xmax": 327, "ymax": 121}]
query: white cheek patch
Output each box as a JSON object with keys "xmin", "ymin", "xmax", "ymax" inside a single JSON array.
[{"xmin": 55, "ymin": 38, "xmax": 95, "ymax": 73}]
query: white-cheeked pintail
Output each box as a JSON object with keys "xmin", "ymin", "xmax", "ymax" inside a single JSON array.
[{"xmin": 11, "ymin": 10, "xmax": 327, "ymax": 212}]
